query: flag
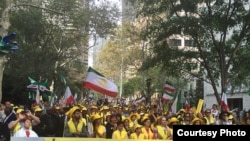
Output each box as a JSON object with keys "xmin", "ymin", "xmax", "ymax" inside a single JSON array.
[
  {"xmin": 220, "ymin": 92, "xmax": 229, "ymax": 112},
  {"xmin": 27, "ymin": 77, "xmax": 49, "ymax": 92},
  {"xmin": 64, "ymin": 86, "xmax": 74, "ymax": 106},
  {"xmin": 28, "ymin": 77, "xmax": 36, "ymax": 84},
  {"xmin": 74, "ymin": 93, "xmax": 78, "ymax": 100},
  {"xmin": 61, "ymin": 75, "xmax": 67, "ymax": 87},
  {"xmin": 49, "ymin": 93, "xmax": 55, "ymax": 107},
  {"xmin": 185, "ymin": 99, "xmax": 190, "ymax": 112},
  {"xmin": 161, "ymin": 93, "xmax": 173, "ymax": 102},
  {"xmin": 82, "ymin": 67, "xmax": 118, "ymax": 97},
  {"xmin": 27, "ymin": 84, "xmax": 49, "ymax": 92},
  {"xmin": 171, "ymin": 90, "xmax": 182, "ymax": 114},
  {"xmin": 164, "ymin": 83, "xmax": 176, "ymax": 94},
  {"xmin": 135, "ymin": 96, "xmax": 146, "ymax": 104},
  {"xmin": 35, "ymin": 86, "xmax": 40, "ymax": 105}
]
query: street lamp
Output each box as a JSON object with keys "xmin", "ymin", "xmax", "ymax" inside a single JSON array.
[{"xmin": 146, "ymin": 78, "xmax": 152, "ymax": 106}]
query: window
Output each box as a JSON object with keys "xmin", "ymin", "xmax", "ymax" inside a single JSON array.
[
  {"xmin": 227, "ymin": 98, "xmax": 243, "ymax": 111},
  {"xmin": 184, "ymin": 39, "xmax": 195, "ymax": 47},
  {"xmin": 169, "ymin": 39, "xmax": 182, "ymax": 46}
]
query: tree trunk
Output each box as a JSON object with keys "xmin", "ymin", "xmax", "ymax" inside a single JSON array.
[
  {"xmin": 0, "ymin": 56, "xmax": 6, "ymax": 103},
  {"xmin": 0, "ymin": 0, "xmax": 12, "ymax": 103}
]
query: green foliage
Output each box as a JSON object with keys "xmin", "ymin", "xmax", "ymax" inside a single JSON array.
[
  {"xmin": 1, "ymin": 0, "xmax": 120, "ymax": 104},
  {"xmin": 135, "ymin": 0, "xmax": 250, "ymax": 103}
]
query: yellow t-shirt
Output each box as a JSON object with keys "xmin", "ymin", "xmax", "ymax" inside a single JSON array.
[
  {"xmin": 141, "ymin": 127, "xmax": 153, "ymax": 139},
  {"xmin": 156, "ymin": 125, "xmax": 168, "ymax": 139},
  {"xmin": 95, "ymin": 125, "xmax": 106, "ymax": 138},
  {"xmin": 112, "ymin": 130, "xmax": 128, "ymax": 139},
  {"xmin": 130, "ymin": 132, "xmax": 145, "ymax": 139}
]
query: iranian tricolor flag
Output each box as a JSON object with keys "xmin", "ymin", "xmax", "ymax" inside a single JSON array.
[
  {"xmin": 135, "ymin": 96, "xmax": 146, "ymax": 104},
  {"xmin": 164, "ymin": 83, "xmax": 176, "ymax": 94},
  {"xmin": 161, "ymin": 93, "xmax": 173, "ymax": 102},
  {"xmin": 83, "ymin": 67, "xmax": 118, "ymax": 97},
  {"xmin": 64, "ymin": 86, "xmax": 74, "ymax": 106},
  {"xmin": 185, "ymin": 99, "xmax": 190, "ymax": 112},
  {"xmin": 220, "ymin": 92, "xmax": 229, "ymax": 112}
]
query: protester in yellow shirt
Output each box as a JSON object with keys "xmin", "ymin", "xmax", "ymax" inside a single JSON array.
[
  {"xmin": 64, "ymin": 106, "xmax": 87, "ymax": 137},
  {"xmin": 156, "ymin": 116, "xmax": 172, "ymax": 140},
  {"xmin": 141, "ymin": 115, "xmax": 153, "ymax": 139},
  {"xmin": 130, "ymin": 124, "xmax": 145, "ymax": 139},
  {"xmin": 92, "ymin": 114, "xmax": 106, "ymax": 138},
  {"xmin": 112, "ymin": 121, "xmax": 128, "ymax": 139}
]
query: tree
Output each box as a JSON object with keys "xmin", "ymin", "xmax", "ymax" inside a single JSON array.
[
  {"xmin": 0, "ymin": 0, "xmax": 120, "ymax": 103},
  {"xmin": 134, "ymin": 0, "xmax": 250, "ymax": 104},
  {"xmin": 95, "ymin": 21, "xmax": 142, "ymax": 83}
]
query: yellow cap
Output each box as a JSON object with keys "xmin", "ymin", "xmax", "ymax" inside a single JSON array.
[
  {"xmin": 129, "ymin": 113, "xmax": 140, "ymax": 120},
  {"xmin": 228, "ymin": 115, "xmax": 234, "ymax": 120},
  {"xmin": 33, "ymin": 106, "xmax": 40, "ymax": 109},
  {"xmin": 91, "ymin": 105, "xmax": 98, "ymax": 109},
  {"xmin": 178, "ymin": 109, "xmax": 186, "ymax": 113},
  {"xmin": 82, "ymin": 106, "xmax": 87, "ymax": 111},
  {"xmin": 69, "ymin": 106, "xmax": 81, "ymax": 118},
  {"xmin": 169, "ymin": 117, "xmax": 179, "ymax": 124},
  {"xmin": 191, "ymin": 117, "xmax": 203, "ymax": 124},
  {"xmin": 34, "ymin": 107, "xmax": 43, "ymax": 112},
  {"xmin": 92, "ymin": 114, "xmax": 102, "ymax": 121},
  {"xmin": 134, "ymin": 124, "xmax": 142, "ymax": 130},
  {"xmin": 141, "ymin": 115, "xmax": 150, "ymax": 123},
  {"xmin": 16, "ymin": 108, "xmax": 24, "ymax": 114},
  {"xmin": 122, "ymin": 117, "xmax": 130, "ymax": 122},
  {"xmin": 113, "ymin": 105, "xmax": 118, "ymax": 108},
  {"xmin": 101, "ymin": 106, "xmax": 109, "ymax": 110},
  {"xmin": 106, "ymin": 112, "xmax": 111, "ymax": 116}
]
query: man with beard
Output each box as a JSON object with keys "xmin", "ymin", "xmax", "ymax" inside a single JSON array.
[{"xmin": 64, "ymin": 106, "xmax": 88, "ymax": 137}]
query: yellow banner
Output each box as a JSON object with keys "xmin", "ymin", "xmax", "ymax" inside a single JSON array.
[
  {"xmin": 196, "ymin": 99, "xmax": 204, "ymax": 114},
  {"xmin": 44, "ymin": 138, "xmax": 172, "ymax": 141}
]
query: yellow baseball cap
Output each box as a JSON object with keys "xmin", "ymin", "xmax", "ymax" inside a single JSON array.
[{"xmin": 16, "ymin": 108, "xmax": 24, "ymax": 114}]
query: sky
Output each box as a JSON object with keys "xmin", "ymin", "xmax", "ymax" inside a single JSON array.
[{"xmin": 88, "ymin": 0, "xmax": 122, "ymax": 67}]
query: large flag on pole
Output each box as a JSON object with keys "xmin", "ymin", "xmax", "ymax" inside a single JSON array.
[
  {"xmin": 82, "ymin": 67, "xmax": 118, "ymax": 97},
  {"xmin": 220, "ymin": 92, "xmax": 229, "ymax": 112}
]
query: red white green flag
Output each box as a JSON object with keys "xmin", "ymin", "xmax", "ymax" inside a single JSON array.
[
  {"xmin": 82, "ymin": 67, "xmax": 118, "ymax": 97},
  {"xmin": 164, "ymin": 83, "xmax": 176, "ymax": 94},
  {"xmin": 64, "ymin": 86, "xmax": 74, "ymax": 106},
  {"xmin": 220, "ymin": 92, "xmax": 229, "ymax": 112},
  {"xmin": 161, "ymin": 93, "xmax": 173, "ymax": 102}
]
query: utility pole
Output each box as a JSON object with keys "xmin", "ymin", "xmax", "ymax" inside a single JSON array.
[{"xmin": 120, "ymin": 56, "xmax": 123, "ymax": 98}]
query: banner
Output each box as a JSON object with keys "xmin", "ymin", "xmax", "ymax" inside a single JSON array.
[{"xmin": 196, "ymin": 99, "xmax": 204, "ymax": 114}]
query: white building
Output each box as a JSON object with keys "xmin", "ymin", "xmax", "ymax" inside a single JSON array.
[{"xmin": 204, "ymin": 81, "xmax": 250, "ymax": 111}]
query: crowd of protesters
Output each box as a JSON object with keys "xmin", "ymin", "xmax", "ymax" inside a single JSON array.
[{"xmin": 0, "ymin": 100, "xmax": 250, "ymax": 141}]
